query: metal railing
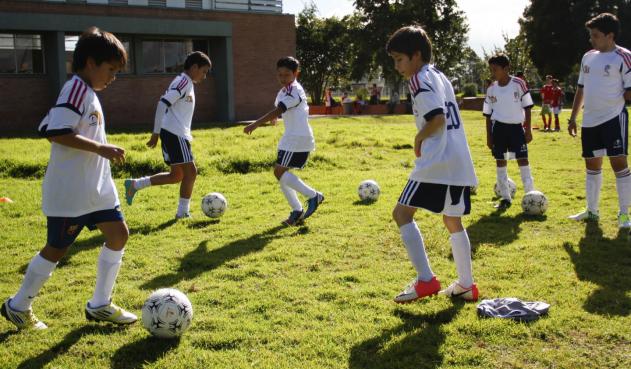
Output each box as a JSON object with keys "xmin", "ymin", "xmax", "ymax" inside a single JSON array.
[{"xmin": 36, "ymin": 0, "xmax": 283, "ymax": 13}]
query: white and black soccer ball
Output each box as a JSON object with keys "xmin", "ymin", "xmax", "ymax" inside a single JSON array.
[
  {"xmin": 142, "ymin": 288, "xmax": 193, "ymax": 338},
  {"xmin": 521, "ymin": 190, "xmax": 548, "ymax": 215},
  {"xmin": 494, "ymin": 178, "xmax": 517, "ymax": 198},
  {"xmin": 201, "ymin": 192, "xmax": 227, "ymax": 218},
  {"xmin": 358, "ymin": 180, "xmax": 380, "ymax": 201}
]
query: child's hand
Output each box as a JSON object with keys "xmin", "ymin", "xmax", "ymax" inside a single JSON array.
[
  {"xmin": 270, "ymin": 118, "xmax": 278, "ymax": 126},
  {"xmin": 244, "ymin": 122, "xmax": 258, "ymax": 135},
  {"xmin": 98, "ymin": 144, "xmax": 126, "ymax": 164},
  {"xmin": 524, "ymin": 130, "xmax": 533, "ymax": 143},
  {"xmin": 414, "ymin": 138, "xmax": 423, "ymax": 158},
  {"xmin": 146, "ymin": 133, "xmax": 159, "ymax": 148},
  {"xmin": 486, "ymin": 135, "xmax": 493, "ymax": 150},
  {"xmin": 568, "ymin": 120, "xmax": 577, "ymax": 137}
]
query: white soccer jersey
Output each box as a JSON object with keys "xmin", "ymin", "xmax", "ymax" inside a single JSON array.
[
  {"xmin": 38, "ymin": 75, "xmax": 119, "ymax": 217},
  {"xmin": 275, "ymin": 80, "xmax": 315, "ymax": 152},
  {"xmin": 408, "ymin": 65, "xmax": 478, "ymax": 186},
  {"xmin": 483, "ymin": 77, "xmax": 534, "ymax": 124},
  {"xmin": 578, "ymin": 46, "xmax": 631, "ymax": 127},
  {"xmin": 160, "ymin": 73, "xmax": 195, "ymax": 140}
]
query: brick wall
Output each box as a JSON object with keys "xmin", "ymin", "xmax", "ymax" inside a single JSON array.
[{"xmin": 0, "ymin": 1, "xmax": 296, "ymax": 131}]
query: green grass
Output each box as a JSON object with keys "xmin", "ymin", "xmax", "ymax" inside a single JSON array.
[{"xmin": 1, "ymin": 112, "xmax": 630, "ymax": 369}]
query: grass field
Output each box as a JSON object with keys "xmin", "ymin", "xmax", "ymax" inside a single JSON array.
[{"xmin": 1, "ymin": 112, "xmax": 630, "ymax": 369}]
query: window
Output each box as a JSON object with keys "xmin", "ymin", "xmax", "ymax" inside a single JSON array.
[
  {"xmin": 0, "ymin": 33, "xmax": 44, "ymax": 74},
  {"xmin": 142, "ymin": 39, "xmax": 209, "ymax": 74},
  {"xmin": 65, "ymin": 34, "xmax": 133, "ymax": 74}
]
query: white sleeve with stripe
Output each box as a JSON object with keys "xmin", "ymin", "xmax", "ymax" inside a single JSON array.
[
  {"xmin": 46, "ymin": 79, "xmax": 87, "ymax": 133},
  {"xmin": 161, "ymin": 75, "xmax": 189, "ymax": 107},
  {"xmin": 482, "ymin": 86, "xmax": 493, "ymax": 116},
  {"xmin": 277, "ymin": 86, "xmax": 302, "ymax": 112},
  {"xmin": 621, "ymin": 51, "xmax": 631, "ymax": 89},
  {"xmin": 411, "ymin": 74, "xmax": 444, "ymax": 121}
]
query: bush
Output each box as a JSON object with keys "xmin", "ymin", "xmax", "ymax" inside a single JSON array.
[{"xmin": 462, "ymin": 83, "xmax": 478, "ymax": 97}]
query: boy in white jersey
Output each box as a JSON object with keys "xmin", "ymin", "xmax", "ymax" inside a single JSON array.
[
  {"xmin": 483, "ymin": 54, "xmax": 536, "ymax": 210},
  {"xmin": 124, "ymin": 52, "xmax": 211, "ymax": 219},
  {"xmin": 568, "ymin": 13, "xmax": 631, "ymax": 228},
  {"xmin": 244, "ymin": 57, "xmax": 324, "ymax": 226},
  {"xmin": 2, "ymin": 28, "xmax": 136, "ymax": 329},
  {"xmin": 387, "ymin": 26, "xmax": 479, "ymax": 303}
]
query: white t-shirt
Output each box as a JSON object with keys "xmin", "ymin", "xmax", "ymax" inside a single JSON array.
[
  {"xmin": 160, "ymin": 73, "xmax": 195, "ymax": 140},
  {"xmin": 578, "ymin": 46, "xmax": 631, "ymax": 127},
  {"xmin": 483, "ymin": 77, "xmax": 534, "ymax": 124},
  {"xmin": 408, "ymin": 65, "xmax": 478, "ymax": 186},
  {"xmin": 275, "ymin": 80, "xmax": 315, "ymax": 152},
  {"xmin": 38, "ymin": 75, "xmax": 119, "ymax": 217}
]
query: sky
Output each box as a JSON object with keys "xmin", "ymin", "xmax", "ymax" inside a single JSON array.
[{"xmin": 282, "ymin": 0, "xmax": 530, "ymax": 56}]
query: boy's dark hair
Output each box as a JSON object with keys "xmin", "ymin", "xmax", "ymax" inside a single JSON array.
[
  {"xmin": 488, "ymin": 53, "xmax": 510, "ymax": 68},
  {"xmin": 585, "ymin": 12, "xmax": 620, "ymax": 39},
  {"xmin": 184, "ymin": 51, "xmax": 211, "ymax": 70},
  {"xmin": 72, "ymin": 27, "xmax": 127, "ymax": 72},
  {"xmin": 386, "ymin": 25, "xmax": 432, "ymax": 62},
  {"xmin": 277, "ymin": 56, "xmax": 300, "ymax": 72}
]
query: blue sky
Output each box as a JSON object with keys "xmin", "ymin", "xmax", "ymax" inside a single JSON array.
[{"xmin": 283, "ymin": 0, "xmax": 530, "ymax": 56}]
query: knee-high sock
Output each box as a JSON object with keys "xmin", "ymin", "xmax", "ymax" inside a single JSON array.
[
  {"xmin": 133, "ymin": 176, "xmax": 151, "ymax": 190},
  {"xmin": 177, "ymin": 197, "xmax": 190, "ymax": 216},
  {"xmin": 554, "ymin": 115, "xmax": 560, "ymax": 129},
  {"xmin": 586, "ymin": 169, "xmax": 602, "ymax": 213},
  {"xmin": 519, "ymin": 165, "xmax": 535, "ymax": 193},
  {"xmin": 280, "ymin": 171, "xmax": 317, "ymax": 198},
  {"xmin": 279, "ymin": 181, "xmax": 303, "ymax": 211},
  {"xmin": 615, "ymin": 168, "xmax": 631, "ymax": 214},
  {"xmin": 89, "ymin": 245, "xmax": 124, "ymax": 308},
  {"xmin": 496, "ymin": 166, "xmax": 511, "ymax": 200},
  {"xmin": 450, "ymin": 230, "xmax": 474, "ymax": 288},
  {"xmin": 399, "ymin": 222, "xmax": 434, "ymax": 282},
  {"xmin": 11, "ymin": 253, "xmax": 57, "ymax": 311}
]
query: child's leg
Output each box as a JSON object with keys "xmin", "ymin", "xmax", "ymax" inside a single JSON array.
[
  {"xmin": 585, "ymin": 157, "xmax": 603, "ymax": 214},
  {"xmin": 278, "ymin": 168, "xmax": 317, "ymax": 199},
  {"xmin": 443, "ymin": 215, "xmax": 473, "ymax": 288},
  {"xmin": 393, "ymin": 204, "xmax": 433, "ymax": 281},
  {"xmin": 89, "ymin": 221, "xmax": 129, "ymax": 308},
  {"xmin": 517, "ymin": 158, "xmax": 535, "ymax": 193},
  {"xmin": 610, "ymin": 156, "xmax": 631, "ymax": 215},
  {"xmin": 147, "ymin": 165, "xmax": 185, "ymax": 186},
  {"xmin": 496, "ymin": 159, "xmax": 511, "ymax": 200},
  {"xmin": 275, "ymin": 165, "xmax": 302, "ymax": 211},
  {"xmin": 554, "ymin": 113, "xmax": 560, "ymax": 130},
  {"xmin": 176, "ymin": 162, "xmax": 197, "ymax": 216}
]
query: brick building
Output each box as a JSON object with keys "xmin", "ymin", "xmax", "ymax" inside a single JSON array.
[{"xmin": 0, "ymin": 0, "xmax": 295, "ymax": 132}]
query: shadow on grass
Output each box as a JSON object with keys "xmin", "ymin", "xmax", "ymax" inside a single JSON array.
[
  {"xmin": 140, "ymin": 224, "xmax": 288, "ymax": 290},
  {"xmin": 353, "ymin": 199, "xmax": 378, "ymax": 206},
  {"xmin": 0, "ymin": 330, "xmax": 18, "ymax": 344},
  {"xmin": 187, "ymin": 219, "xmax": 221, "ymax": 229},
  {"xmin": 467, "ymin": 212, "xmax": 547, "ymax": 252},
  {"xmin": 564, "ymin": 222, "xmax": 631, "ymax": 316},
  {"xmin": 348, "ymin": 303, "xmax": 463, "ymax": 369},
  {"xmin": 111, "ymin": 335, "xmax": 180, "ymax": 369},
  {"xmin": 17, "ymin": 325, "xmax": 123, "ymax": 369}
]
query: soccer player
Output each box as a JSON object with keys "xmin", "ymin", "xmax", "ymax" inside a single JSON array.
[
  {"xmin": 551, "ymin": 79, "xmax": 564, "ymax": 131},
  {"xmin": 1, "ymin": 28, "xmax": 136, "ymax": 329},
  {"xmin": 568, "ymin": 13, "xmax": 631, "ymax": 228},
  {"xmin": 387, "ymin": 26, "xmax": 479, "ymax": 303},
  {"xmin": 243, "ymin": 57, "xmax": 324, "ymax": 226},
  {"xmin": 540, "ymin": 75, "xmax": 554, "ymax": 131},
  {"xmin": 124, "ymin": 52, "xmax": 211, "ymax": 219},
  {"xmin": 483, "ymin": 54, "xmax": 536, "ymax": 210}
]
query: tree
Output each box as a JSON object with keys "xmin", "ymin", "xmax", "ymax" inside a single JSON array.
[{"xmin": 450, "ymin": 46, "xmax": 487, "ymax": 94}]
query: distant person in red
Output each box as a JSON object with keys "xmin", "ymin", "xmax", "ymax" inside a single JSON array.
[
  {"xmin": 324, "ymin": 88, "xmax": 334, "ymax": 115},
  {"xmin": 540, "ymin": 75, "xmax": 554, "ymax": 131},
  {"xmin": 551, "ymin": 79, "xmax": 564, "ymax": 131}
]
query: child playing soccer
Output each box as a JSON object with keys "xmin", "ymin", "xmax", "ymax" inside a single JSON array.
[
  {"xmin": 540, "ymin": 75, "xmax": 554, "ymax": 131},
  {"xmin": 2, "ymin": 27, "xmax": 136, "ymax": 329},
  {"xmin": 551, "ymin": 79, "xmax": 564, "ymax": 131},
  {"xmin": 387, "ymin": 26, "xmax": 479, "ymax": 303},
  {"xmin": 483, "ymin": 54, "xmax": 536, "ymax": 210},
  {"xmin": 124, "ymin": 52, "xmax": 211, "ymax": 219},
  {"xmin": 243, "ymin": 56, "xmax": 324, "ymax": 226}
]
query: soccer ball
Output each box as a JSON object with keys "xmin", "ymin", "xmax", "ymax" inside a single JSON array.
[
  {"xmin": 494, "ymin": 178, "xmax": 517, "ymax": 198},
  {"xmin": 201, "ymin": 192, "xmax": 227, "ymax": 218},
  {"xmin": 358, "ymin": 180, "xmax": 380, "ymax": 201},
  {"xmin": 521, "ymin": 190, "xmax": 548, "ymax": 215},
  {"xmin": 142, "ymin": 288, "xmax": 193, "ymax": 338}
]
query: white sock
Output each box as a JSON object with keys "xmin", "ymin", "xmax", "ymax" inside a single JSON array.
[
  {"xmin": 450, "ymin": 230, "xmax": 474, "ymax": 288},
  {"xmin": 280, "ymin": 182, "xmax": 303, "ymax": 211},
  {"xmin": 280, "ymin": 171, "xmax": 317, "ymax": 199},
  {"xmin": 133, "ymin": 176, "xmax": 152, "ymax": 190},
  {"xmin": 496, "ymin": 166, "xmax": 511, "ymax": 200},
  {"xmin": 519, "ymin": 165, "xmax": 535, "ymax": 193},
  {"xmin": 11, "ymin": 253, "xmax": 57, "ymax": 311},
  {"xmin": 177, "ymin": 197, "xmax": 190, "ymax": 216},
  {"xmin": 615, "ymin": 168, "xmax": 631, "ymax": 214},
  {"xmin": 89, "ymin": 245, "xmax": 124, "ymax": 308},
  {"xmin": 399, "ymin": 222, "xmax": 433, "ymax": 282},
  {"xmin": 586, "ymin": 169, "xmax": 602, "ymax": 213}
]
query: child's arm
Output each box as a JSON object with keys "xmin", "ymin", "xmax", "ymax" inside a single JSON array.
[
  {"xmin": 568, "ymin": 87, "xmax": 584, "ymax": 137},
  {"xmin": 414, "ymin": 114, "xmax": 445, "ymax": 157},
  {"xmin": 524, "ymin": 107, "xmax": 532, "ymax": 143},
  {"xmin": 244, "ymin": 106, "xmax": 284, "ymax": 135},
  {"xmin": 49, "ymin": 133, "xmax": 125, "ymax": 164},
  {"xmin": 485, "ymin": 116, "xmax": 493, "ymax": 150},
  {"xmin": 147, "ymin": 100, "xmax": 168, "ymax": 148}
]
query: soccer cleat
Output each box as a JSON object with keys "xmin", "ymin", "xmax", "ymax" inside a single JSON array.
[
  {"xmin": 282, "ymin": 210, "xmax": 304, "ymax": 226},
  {"xmin": 124, "ymin": 179, "xmax": 137, "ymax": 206},
  {"xmin": 85, "ymin": 301, "xmax": 137, "ymax": 325},
  {"xmin": 440, "ymin": 281, "xmax": 479, "ymax": 302},
  {"xmin": 618, "ymin": 213, "xmax": 631, "ymax": 229},
  {"xmin": 303, "ymin": 192, "xmax": 324, "ymax": 219},
  {"xmin": 175, "ymin": 212, "xmax": 191, "ymax": 220},
  {"xmin": 494, "ymin": 199, "xmax": 511, "ymax": 210},
  {"xmin": 393, "ymin": 276, "xmax": 441, "ymax": 304},
  {"xmin": 1, "ymin": 298, "xmax": 47, "ymax": 330},
  {"xmin": 568, "ymin": 209, "xmax": 599, "ymax": 222}
]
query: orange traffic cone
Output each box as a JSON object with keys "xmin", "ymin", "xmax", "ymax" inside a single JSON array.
[{"xmin": 0, "ymin": 197, "xmax": 13, "ymax": 203}]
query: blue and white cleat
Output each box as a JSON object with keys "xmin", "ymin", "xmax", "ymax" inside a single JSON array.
[
  {"xmin": 303, "ymin": 192, "xmax": 324, "ymax": 219},
  {"xmin": 1, "ymin": 298, "xmax": 47, "ymax": 330},
  {"xmin": 282, "ymin": 210, "xmax": 304, "ymax": 226},
  {"xmin": 124, "ymin": 179, "xmax": 137, "ymax": 206}
]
